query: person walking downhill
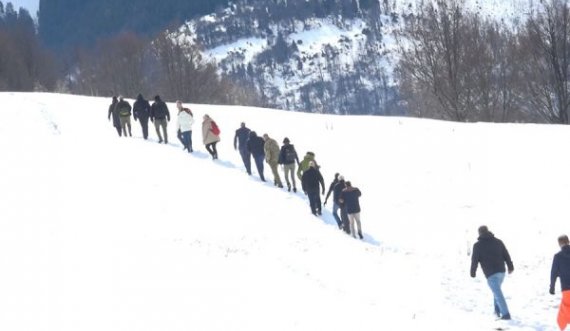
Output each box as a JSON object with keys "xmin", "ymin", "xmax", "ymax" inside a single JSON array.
[
  {"xmin": 202, "ymin": 114, "xmax": 220, "ymax": 160},
  {"xmin": 133, "ymin": 94, "xmax": 151, "ymax": 140},
  {"xmin": 247, "ymin": 131, "xmax": 266, "ymax": 182},
  {"xmin": 324, "ymin": 173, "xmax": 342, "ymax": 229},
  {"xmin": 263, "ymin": 133, "xmax": 283, "ymax": 188},
  {"xmin": 339, "ymin": 181, "xmax": 363, "ymax": 239},
  {"xmin": 107, "ymin": 96, "xmax": 121, "ymax": 137},
  {"xmin": 301, "ymin": 161, "xmax": 325, "ymax": 216},
  {"xmin": 150, "ymin": 95, "xmax": 170, "ymax": 144},
  {"xmin": 234, "ymin": 122, "xmax": 252, "ymax": 175},
  {"xmin": 550, "ymin": 235, "xmax": 570, "ymax": 330},
  {"xmin": 470, "ymin": 226, "xmax": 514, "ymax": 320},
  {"xmin": 297, "ymin": 151, "xmax": 318, "ymax": 180},
  {"xmin": 176, "ymin": 100, "xmax": 194, "ymax": 153},
  {"xmin": 116, "ymin": 95, "xmax": 132, "ymax": 137},
  {"xmin": 278, "ymin": 137, "xmax": 300, "ymax": 192}
]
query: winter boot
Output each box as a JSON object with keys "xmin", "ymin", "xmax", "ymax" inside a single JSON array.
[{"xmin": 293, "ymin": 187, "xmax": 297, "ymax": 193}]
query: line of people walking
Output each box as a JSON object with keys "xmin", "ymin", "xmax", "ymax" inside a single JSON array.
[
  {"xmin": 107, "ymin": 95, "xmax": 221, "ymax": 159},
  {"xmin": 234, "ymin": 122, "xmax": 364, "ymax": 240}
]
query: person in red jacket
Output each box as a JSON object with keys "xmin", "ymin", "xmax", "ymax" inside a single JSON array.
[{"xmin": 550, "ymin": 235, "xmax": 570, "ymax": 330}]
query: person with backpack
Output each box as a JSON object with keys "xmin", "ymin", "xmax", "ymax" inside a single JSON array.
[
  {"xmin": 116, "ymin": 95, "xmax": 132, "ymax": 137},
  {"xmin": 324, "ymin": 173, "xmax": 343, "ymax": 229},
  {"xmin": 202, "ymin": 114, "xmax": 220, "ymax": 160},
  {"xmin": 470, "ymin": 226, "xmax": 514, "ymax": 320},
  {"xmin": 301, "ymin": 161, "xmax": 325, "ymax": 216},
  {"xmin": 339, "ymin": 181, "xmax": 363, "ymax": 238},
  {"xmin": 150, "ymin": 95, "xmax": 170, "ymax": 144},
  {"xmin": 297, "ymin": 151, "xmax": 318, "ymax": 180},
  {"xmin": 107, "ymin": 96, "xmax": 121, "ymax": 137},
  {"xmin": 176, "ymin": 100, "xmax": 194, "ymax": 153},
  {"xmin": 263, "ymin": 133, "xmax": 283, "ymax": 188},
  {"xmin": 234, "ymin": 122, "xmax": 252, "ymax": 175},
  {"xmin": 550, "ymin": 235, "xmax": 570, "ymax": 330},
  {"xmin": 278, "ymin": 137, "xmax": 300, "ymax": 192},
  {"xmin": 133, "ymin": 94, "xmax": 151, "ymax": 140}
]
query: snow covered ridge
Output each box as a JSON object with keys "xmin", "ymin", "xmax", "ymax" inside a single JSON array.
[
  {"xmin": 171, "ymin": 0, "xmax": 531, "ymax": 116},
  {"xmin": 1, "ymin": 92, "xmax": 568, "ymax": 330}
]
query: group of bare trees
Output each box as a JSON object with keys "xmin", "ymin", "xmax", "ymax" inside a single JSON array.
[
  {"xmin": 70, "ymin": 31, "xmax": 261, "ymax": 106},
  {"xmin": 397, "ymin": 0, "xmax": 570, "ymax": 124}
]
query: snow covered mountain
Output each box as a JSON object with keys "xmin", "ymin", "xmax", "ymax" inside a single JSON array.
[
  {"xmin": 0, "ymin": 92, "xmax": 568, "ymax": 330},
  {"xmin": 172, "ymin": 0, "xmax": 531, "ymax": 116}
]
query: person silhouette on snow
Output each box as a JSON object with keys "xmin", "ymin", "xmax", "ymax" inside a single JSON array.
[
  {"xmin": 150, "ymin": 95, "xmax": 170, "ymax": 144},
  {"xmin": 202, "ymin": 114, "xmax": 220, "ymax": 160},
  {"xmin": 550, "ymin": 234, "xmax": 570, "ymax": 330},
  {"xmin": 278, "ymin": 137, "xmax": 300, "ymax": 192},
  {"xmin": 247, "ymin": 131, "xmax": 265, "ymax": 182},
  {"xmin": 263, "ymin": 133, "xmax": 283, "ymax": 188},
  {"xmin": 470, "ymin": 226, "xmax": 514, "ymax": 320},
  {"xmin": 234, "ymin": 122, "xmax": 252, "ymax": 175},
  {"xmin": 301, "ymin": 161, "xmax": 325, "ymax": 216},
  {"xmin": 133, "ymin": 94, "xmax": 151, "ymax": 139},
  {"xmin": 339, "ymin": 181, "xmax": 363, "ymax": 239},
  {"xmin": 176, "ymin": 100, "xmax": 194, "ymax": 153},
  {"xmin": 116, "ymin": 95, "xmax": 132, "ymax": 137},
  {"xmin": 107, "ymin": 96, "xmax": 121, "ymax": 137}
]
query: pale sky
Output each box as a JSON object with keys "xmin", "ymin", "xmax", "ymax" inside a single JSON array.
[{"xmin": 4, "ymin": 0, "xmax": 39, "ymax": 16}]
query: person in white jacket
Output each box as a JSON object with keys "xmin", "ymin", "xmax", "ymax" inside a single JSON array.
[{"xmin": 176, "ymin": 100, "xmax": 195, "ymax": 153}]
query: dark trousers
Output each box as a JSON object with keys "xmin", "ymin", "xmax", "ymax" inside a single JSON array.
[
  {"xmin": 206, "ymin": 142, "xmax": 218, "ymax": 159},
  {"xmin": 139, "ymin": 117, "xmax": 149, "ymax": 139},
  {"xmin": 114, "ymin": 125, "xmax": 122, "ymax": 137},
  {"xmin": 307, "ymin": 190, "xmax": 322, "ymax": 215},
  {"xmin": 340, "ymin": 205, "xmax": 350, "ymax": 233},
  {"xmin": 181, "ymin": 131, "xmax": 192, "ymax": 152},
  {"xmin": 239, "ymin": 147, "xmax": 252, "ymax": 174},
  {"xmin": 253, "ymin": 153, "xmax": 265, "ymax": 181}
]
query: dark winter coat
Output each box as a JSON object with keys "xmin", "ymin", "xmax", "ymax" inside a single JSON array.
[
  {"xmin": 470, "ymin": 232, "xmax": 514, "ymax": 278},
  {"xmin": 301, "ymin": 167, "xmax": 325, "ymax": 194},
  {"xmin": 339, "ymin": 187, "xmax": 361, "ymax": 214},
  {"xmin": 247, "ymin": 132, "xmax": 265, "ymax": 156},
  {"xmin": 133, "ymin": 95, "xmax": 151, "ymax": 120},
  {"xmin": 551, "ymin": 245, "xmax": 570, "ymax": 292},
  {"xmin": 116, "ymin": 100, "xmax": 132, "ymax": 117},
  {"xmin": 234, "ymin": 127, "xmax": 251, "ymax": 150},
  {"xmin": 108, "ymin": 99, "xmax": 120, "ymax": 127},
  {"xmin": 333, "ymin": 180, "xmax": 346, "ymax": 205},
  {"xmin": 324, "ymin": 178, "xmax": 339, "ymax": 203},
  {"xmin": 278, "ymin": 144, "xmax": 300, "ymax": 165},
  {"xmin": 151, "ymin": 99, "xmax": 170, "ymax": 121}
]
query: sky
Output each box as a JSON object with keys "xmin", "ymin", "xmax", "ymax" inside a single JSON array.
[
  {"xmin": 0, "ymin": 91, "xmax": 567, "ymax": 330},
  {"xmin": 5, "ymin": 0, "xmax": 39, "ymax": 16}
]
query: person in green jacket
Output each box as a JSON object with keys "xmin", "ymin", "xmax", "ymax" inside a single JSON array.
[{"xmin": 297, "ymin": 151, "xmax": 318, "ymax": 180}]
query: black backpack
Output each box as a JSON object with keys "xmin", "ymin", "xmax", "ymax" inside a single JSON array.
[{"xmin": 284, "ymin": 145, "xmax": 297, "ymax": 164}]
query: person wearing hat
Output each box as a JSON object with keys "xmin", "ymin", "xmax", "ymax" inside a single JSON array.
[
  {"xmin": 550, "ymin": 234, "xmax": 570, "ymax": 330},
  {"xmin": 234, "ymin": 122, "xmax": 252, "ymax": 175},
  {"xmin": 150, "ymin": 95, "xmax": 170, "ymax": 143},
  {"xmin": 116, "ymin": 95, "xmax": 132, "ymax": 137},
  {"xmin": 470, "ymin": 226, "xmax": 514, "ymax": 320},
  {"xmin": 339, "ymin": 181, "xmax": 362, "ymax": 238},
  {"xmin": 301, "ymin": 161, "xmax": 325, "ymax": 215},
  {"xmin": 263, "ymin": 133, "xmax": 283, "ymax": 188},
  {"xmin": 278, "ymin": 137, "xmax": 300, "ymax": 192}
]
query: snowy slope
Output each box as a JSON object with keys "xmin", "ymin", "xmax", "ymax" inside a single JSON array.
[{"xmin": 0, "ymin": 92, "xmax": 567, "ymax": 330}]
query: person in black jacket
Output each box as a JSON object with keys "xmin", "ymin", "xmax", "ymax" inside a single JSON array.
[
  {"xmin": 246, "ymin": 131, "xmax": 265, "ymax": 182},
  {"xmin": 324, "ymin": 173, "xmax": 342, "ymax": 228},
  {"xmin": 150, "ymin": 95, "xmax": 170, "ymax": 144},
  {"xmin": 333, "ymin": 177, "xmax": 349, "ymax": 233},
  {"xmin": 339, "ymin": 181, "xmax": 362, "ymax": 238},
  {"xmin": 234, "ymin": 122, "xmax": 252, "ymax": 175},
  {"xmin": 107, "ymin": 96, "xmax": 121, "ymax": 137},
  {"xmin": 133, "ymin": 94, "xmax": 151, "ymax": 139},
  {"xmin": 470, "ymin": 226, "xmax": 514, "ymax": 320},
  {"xmin": 301, "ymin": 161, "xmax": 325, "ymax": 215},
  {"xmin": 278, "ymin": 137, "xmax": 300, "ymax": 192},
  {"xmin": 550, "ymin": 235, "xmax": 570, "ymax": 330}
]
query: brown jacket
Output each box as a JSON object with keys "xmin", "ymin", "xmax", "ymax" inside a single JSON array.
[{"xmin": 264, "ymin": 138, "xmax": 280, "ymax": 165}]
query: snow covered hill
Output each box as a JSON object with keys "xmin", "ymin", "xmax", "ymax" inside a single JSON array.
[
  {"xmin": 0, "ymin": 92, "xmax": 568, "ymax": 330},
  {"xmin": 173, "ymin": 0, "xmax": 531, "ymax": 116}
]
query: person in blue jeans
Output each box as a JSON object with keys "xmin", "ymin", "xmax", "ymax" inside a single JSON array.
[
  {"xmin": 246, "ymin": 131, "xmax": 266, "ymax": 182},
  {"xmin": 234, "ymin": 122, "xmax": 252, "ymax": 175},
  {"xmin": 470, "ymin": 225, "xmax": 514, "ymax": 320}
]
